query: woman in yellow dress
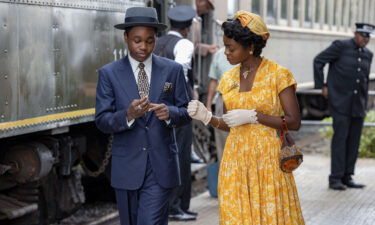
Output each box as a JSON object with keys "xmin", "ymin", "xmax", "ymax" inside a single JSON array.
[{"xmin": 188, "ymin": 11, "xmax": 305, "ymax": 225}]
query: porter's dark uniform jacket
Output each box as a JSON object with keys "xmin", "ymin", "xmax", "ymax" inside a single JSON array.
[{"xmin": 314, "ymin": 38, "xmax": 373, "ymax": 117}]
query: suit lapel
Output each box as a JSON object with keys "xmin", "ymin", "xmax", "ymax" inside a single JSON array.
[
  {"xmin": 147, "ymin": 55, "xmax": 168, "ymax": 122},
  {"xmin": 113, "ymin": 56, "xmax": 140, "ymax": 101}
]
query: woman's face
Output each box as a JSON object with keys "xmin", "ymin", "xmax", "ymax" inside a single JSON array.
[{"xmin": 223, "ymin": 35, "xmax": 251, "ymax": 65}]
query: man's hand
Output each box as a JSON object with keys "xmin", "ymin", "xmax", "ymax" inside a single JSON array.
[
  {"xmin": 126, "ymin": 96, "xmax": 150, "ymax": 121},
  {"xmin": 322, "ymin": 87, "xmax": 328, "ymax": 99},
  {"xmin": 149, "ymin": 103, "xmax": 169, "ymax": 120},
  {"xmin": 208, "ymin": 44, "xmax": 219, "ymax": 54},
  {"xmin": 187, "ymin": 100, "xmax": 212, "ymax": 125}
]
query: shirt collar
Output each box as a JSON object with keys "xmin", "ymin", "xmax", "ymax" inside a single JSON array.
[
  {"xmin": 168, "ymin": 30, "xmax": 183, "ymax": 38},
  {"xmin": 128, "ymin": 53, "xmax": 153, "ymax": 70},
  {"xmin": 351, "ymin": 38, "xmax": 363, "ymax": 51}
]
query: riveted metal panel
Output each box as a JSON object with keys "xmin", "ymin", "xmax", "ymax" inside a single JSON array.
[
  {"xmin": 18, "ymin": 4, "xmax": 55, "ymax": 119},
  {"xmin": 0, "ymin": 3, "xmax": 19, "ymax": 123},
  {"xmin": 0, "ymin": 0, "xmax": 146, "ymax": 138},
  {"xmin": 53, "ymin": 7, "xmax": 97, "ymax": 111},
  {"xmin": 52, "ymin": 8, "xmax": 128, "ymax": 111},
  {"xmin": 0, "ymin": 0, "xmax": 146, "ymax": 12},
  {"xmin": 112, "ymin": 11, "xmax": 128, "ymax": 54}
]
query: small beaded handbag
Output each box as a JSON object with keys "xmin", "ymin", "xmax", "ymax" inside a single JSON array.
[{"xmin": 279, "ymin": 116, "xmax": 303, "ymax": 173}]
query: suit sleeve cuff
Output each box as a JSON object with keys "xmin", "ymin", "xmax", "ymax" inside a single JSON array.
[
  {"xmin": 127, "ymin": 118, "xmax": 135, "ymax": 126},
  {"xmin": 114, "ymin": 109, "xmax": 134, "ymax": 130},
  {"xmin": 167, "ymin": 106, "xmax": 178, "ymax": 126}
]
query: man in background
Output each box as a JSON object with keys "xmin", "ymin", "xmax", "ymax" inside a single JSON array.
[
  {"xmin": 314, "ymin": 23, "xmax": 374, "ymax": 191},
  {"xmin": 154, "ymin": 5, "xmax": 197, "ymax": 221},
  {"xmin": 192, "ymin": 0, "xmax": 219, "ymax": 57},
  {"xmin": 95, "ymin": 7, "xmax": 191, "ymax": 224}
]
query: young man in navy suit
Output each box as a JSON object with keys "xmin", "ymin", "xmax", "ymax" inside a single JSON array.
[{"xmin": 95, "ymin": 7, "xmax": 191, "ymax": 225}]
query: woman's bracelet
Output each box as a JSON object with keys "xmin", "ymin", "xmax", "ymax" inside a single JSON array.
[{"xmin": 214, "ymin": 117, "xmax": 221, "ymax": 128}]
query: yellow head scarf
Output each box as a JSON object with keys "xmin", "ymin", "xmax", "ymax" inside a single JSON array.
[{"xmin": 234, "ymin": 10, "xmax": 270, "ymax": 40}]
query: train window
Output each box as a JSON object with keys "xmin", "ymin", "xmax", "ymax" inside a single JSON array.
[
  {"xmin": 281, "ymin": 0, "xmax": 287, "ymax": 19},
  {"xmin": 358, "ymin": 2, "xmax": 365, "ymax": 22},
  {"xmin": 228, "ymin": 0, "xmax": 239, "ymax": 18},
  {"xmin": 267, "ymin": 0, "xmax": 277, "ymax": 24},
  {"xmin": 252, "ymin": 0, "xmax": 260, "ymax": 14},
  {"xmin": 293, "ymin": 0, "xmax": 298, "ymax": 20},
  {"xmin": 305, "ymin": 0, "xmax": 312, "ymax": 24},
  {"xmin": 348, "ymin": 0, "xmax": 354, "ymax": 29},
  {"xmin": 333, "ymin": 0, "xmax": 341, "ymax": 28},
  {"xmin": 315, "ymin": 0, "xmax": 320, "ymax": 25},
  {"xmin": 324, "ymin": 0, "xmax": 329, "ymax": 24}
]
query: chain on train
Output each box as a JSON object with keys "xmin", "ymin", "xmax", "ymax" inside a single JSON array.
[{"xmin": 81, "ymin": 135, "xmax": 113, "ymax": 177}]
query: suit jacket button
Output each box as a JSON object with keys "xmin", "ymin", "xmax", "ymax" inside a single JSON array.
[
  {"xmin": 354, "ymin": 90, "xmax": 358, "ymax": 94},
  {"xmin": 142, "ymin": 147, "xmax": 147, "ymax": 151},
  {"xmin": 357, "ymin": 68, "xmax": 361, "ymax": 72},
  {"xmin": 145, "ymin": 126, "xmax": 149, "ymax": 130},
  {"xmin": 358, "ymin": 57, "xmax": 362, "ymax": 62},
  {"xmin": 356, "ymin": 79, "xmax": 360, "ymax": 83}
]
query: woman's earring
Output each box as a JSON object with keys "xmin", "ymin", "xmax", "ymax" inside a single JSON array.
[{"xmin": 249, "ymin": 50, "xmax": 253, "ymax": 55}]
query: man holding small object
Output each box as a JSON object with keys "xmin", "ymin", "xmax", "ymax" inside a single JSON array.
[{"xmin": 95, "ymin": 7, "xmax": 191, "ymax": 225}]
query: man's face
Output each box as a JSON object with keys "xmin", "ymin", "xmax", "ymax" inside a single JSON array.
[
  {"xmin": 124, "ymin": 26, "xmax": 156, "ymax": 62},
  {"xmin": 354, "ymin": 32, "xmax": 370, "ymax": 48},
  {"xmin": 196, "ymin": 0, "xmax": 211, "ymax": 16},
  {"xmin": 180, "ymin": 27, "xmax": 190, "ymax": 38}
]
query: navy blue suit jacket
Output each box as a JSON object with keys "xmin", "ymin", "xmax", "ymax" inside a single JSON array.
[{"xmin": 95, "ymin": 54, "xmax": 191, "ymax": 190}]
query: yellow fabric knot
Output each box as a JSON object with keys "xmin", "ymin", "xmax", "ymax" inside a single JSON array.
[{"xmin": 234, "ymin": 10, "xmax": 270, "ymax": 40}]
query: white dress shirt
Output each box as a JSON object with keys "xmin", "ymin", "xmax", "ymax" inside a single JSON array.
[
  {"xmin": 168, "ymin": 30, "xmax": 194, "ymax": 82},
  {"xmin": 128, "ymin": 53, "xmax": 152, "ymax": 84},
  {"xmin": 126, "ymin": 54, "xmax": 170, "ymax": 125},
  {"xmin": 126, "ymin": 54, "xmax": 152, "ymax": 126}
]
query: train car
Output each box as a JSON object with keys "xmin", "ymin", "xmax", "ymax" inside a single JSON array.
[
  {"xmin": 208, "ymin": 0, "xmax": 375, "ymax": 118},
  {"xmin": 0, "ymin": 0, "xmax": 145, "ymax": 224}
]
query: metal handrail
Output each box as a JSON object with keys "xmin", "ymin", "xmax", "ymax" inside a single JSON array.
[
  {"xmin": 302, "ymin": 120, "xmax": 375, "ymax": 127},
  {"xmin": 297, "ymin": 89, "xmax": 375, "ymax": 96}
]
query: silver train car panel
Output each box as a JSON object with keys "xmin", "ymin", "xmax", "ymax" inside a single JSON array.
[{"xmin": 0, "ymin": 0, "xmax": 143, "ymax": 138}]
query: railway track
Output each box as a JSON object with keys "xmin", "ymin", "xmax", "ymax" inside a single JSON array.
[{"xmin": 83, "ymin": 212, "xmax": 119, "ymax": 225}]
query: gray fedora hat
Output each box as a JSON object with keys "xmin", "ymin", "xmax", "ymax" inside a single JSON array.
[{"xmin": 114, "ymin": 7, "xmax": 167, "ymax": 31}]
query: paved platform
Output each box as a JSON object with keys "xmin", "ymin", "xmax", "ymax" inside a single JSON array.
[{"xmin": 170, "ymin": 154, "xmax": 375, "ymax": 225}]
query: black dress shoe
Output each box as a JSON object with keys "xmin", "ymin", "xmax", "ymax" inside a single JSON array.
[
  {"xmin": 169, "ymin": 212, "xmax": 197, "ymax": 221},
  {"xmin": 329, "ymin": 182, "xmax": 347, "ymax": 190},
  {"xmin": 184, "ymin": 210, "xmax": 198, "ymax": 216},
  {"xmin": 342, "ymin": 180, "xmax": 365, "ymax": 188}
]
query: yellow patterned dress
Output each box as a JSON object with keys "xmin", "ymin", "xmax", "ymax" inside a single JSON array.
[{"xmin": 217, "ymin": 58, "xmax": 305, "ymax": 225}]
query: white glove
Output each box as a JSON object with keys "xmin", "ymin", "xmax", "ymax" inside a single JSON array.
[
  {"xmin": 187, "ymin": 100, "xmax": 212, "ymax": 125},
  {"xmin": 222, "ymin": 109, "xmax": 257, "ymax": 127}
]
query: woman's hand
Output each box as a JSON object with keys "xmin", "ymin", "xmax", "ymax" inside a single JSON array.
[
  {"xmin": 222, "ymin": 109, "xmax": 257, "ymax": 127},
  {"xmin": 187, "ymin": 100, "xmax": 212, "ymax": 125}
]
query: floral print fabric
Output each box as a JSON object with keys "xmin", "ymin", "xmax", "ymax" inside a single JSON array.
[{"xmin": 217, "ymin": 58, "xmax": 305, "ymax": 225}]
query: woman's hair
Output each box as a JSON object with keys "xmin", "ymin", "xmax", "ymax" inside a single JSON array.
[{"xmin": 222, "ymin": 19, "xmax": 267, "ymax": 57}]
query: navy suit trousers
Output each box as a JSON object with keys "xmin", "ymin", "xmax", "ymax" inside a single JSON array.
[
  {"xmin": 115, "ymin": 156, "xmax": 172, "ymax": 225},
  {"xmin": 169, "ymin": 122, "xmax": 193, "ymax": 213}
]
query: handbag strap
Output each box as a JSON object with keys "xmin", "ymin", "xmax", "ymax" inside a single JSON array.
[{"xmin": 280, "ymin": 116, "xmax": 288, "ymax": 143}]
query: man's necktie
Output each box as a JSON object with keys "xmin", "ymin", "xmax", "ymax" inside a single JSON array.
[{"xmin": 137, "ymin": 62, "xmax": 149, "ymax": 98}]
